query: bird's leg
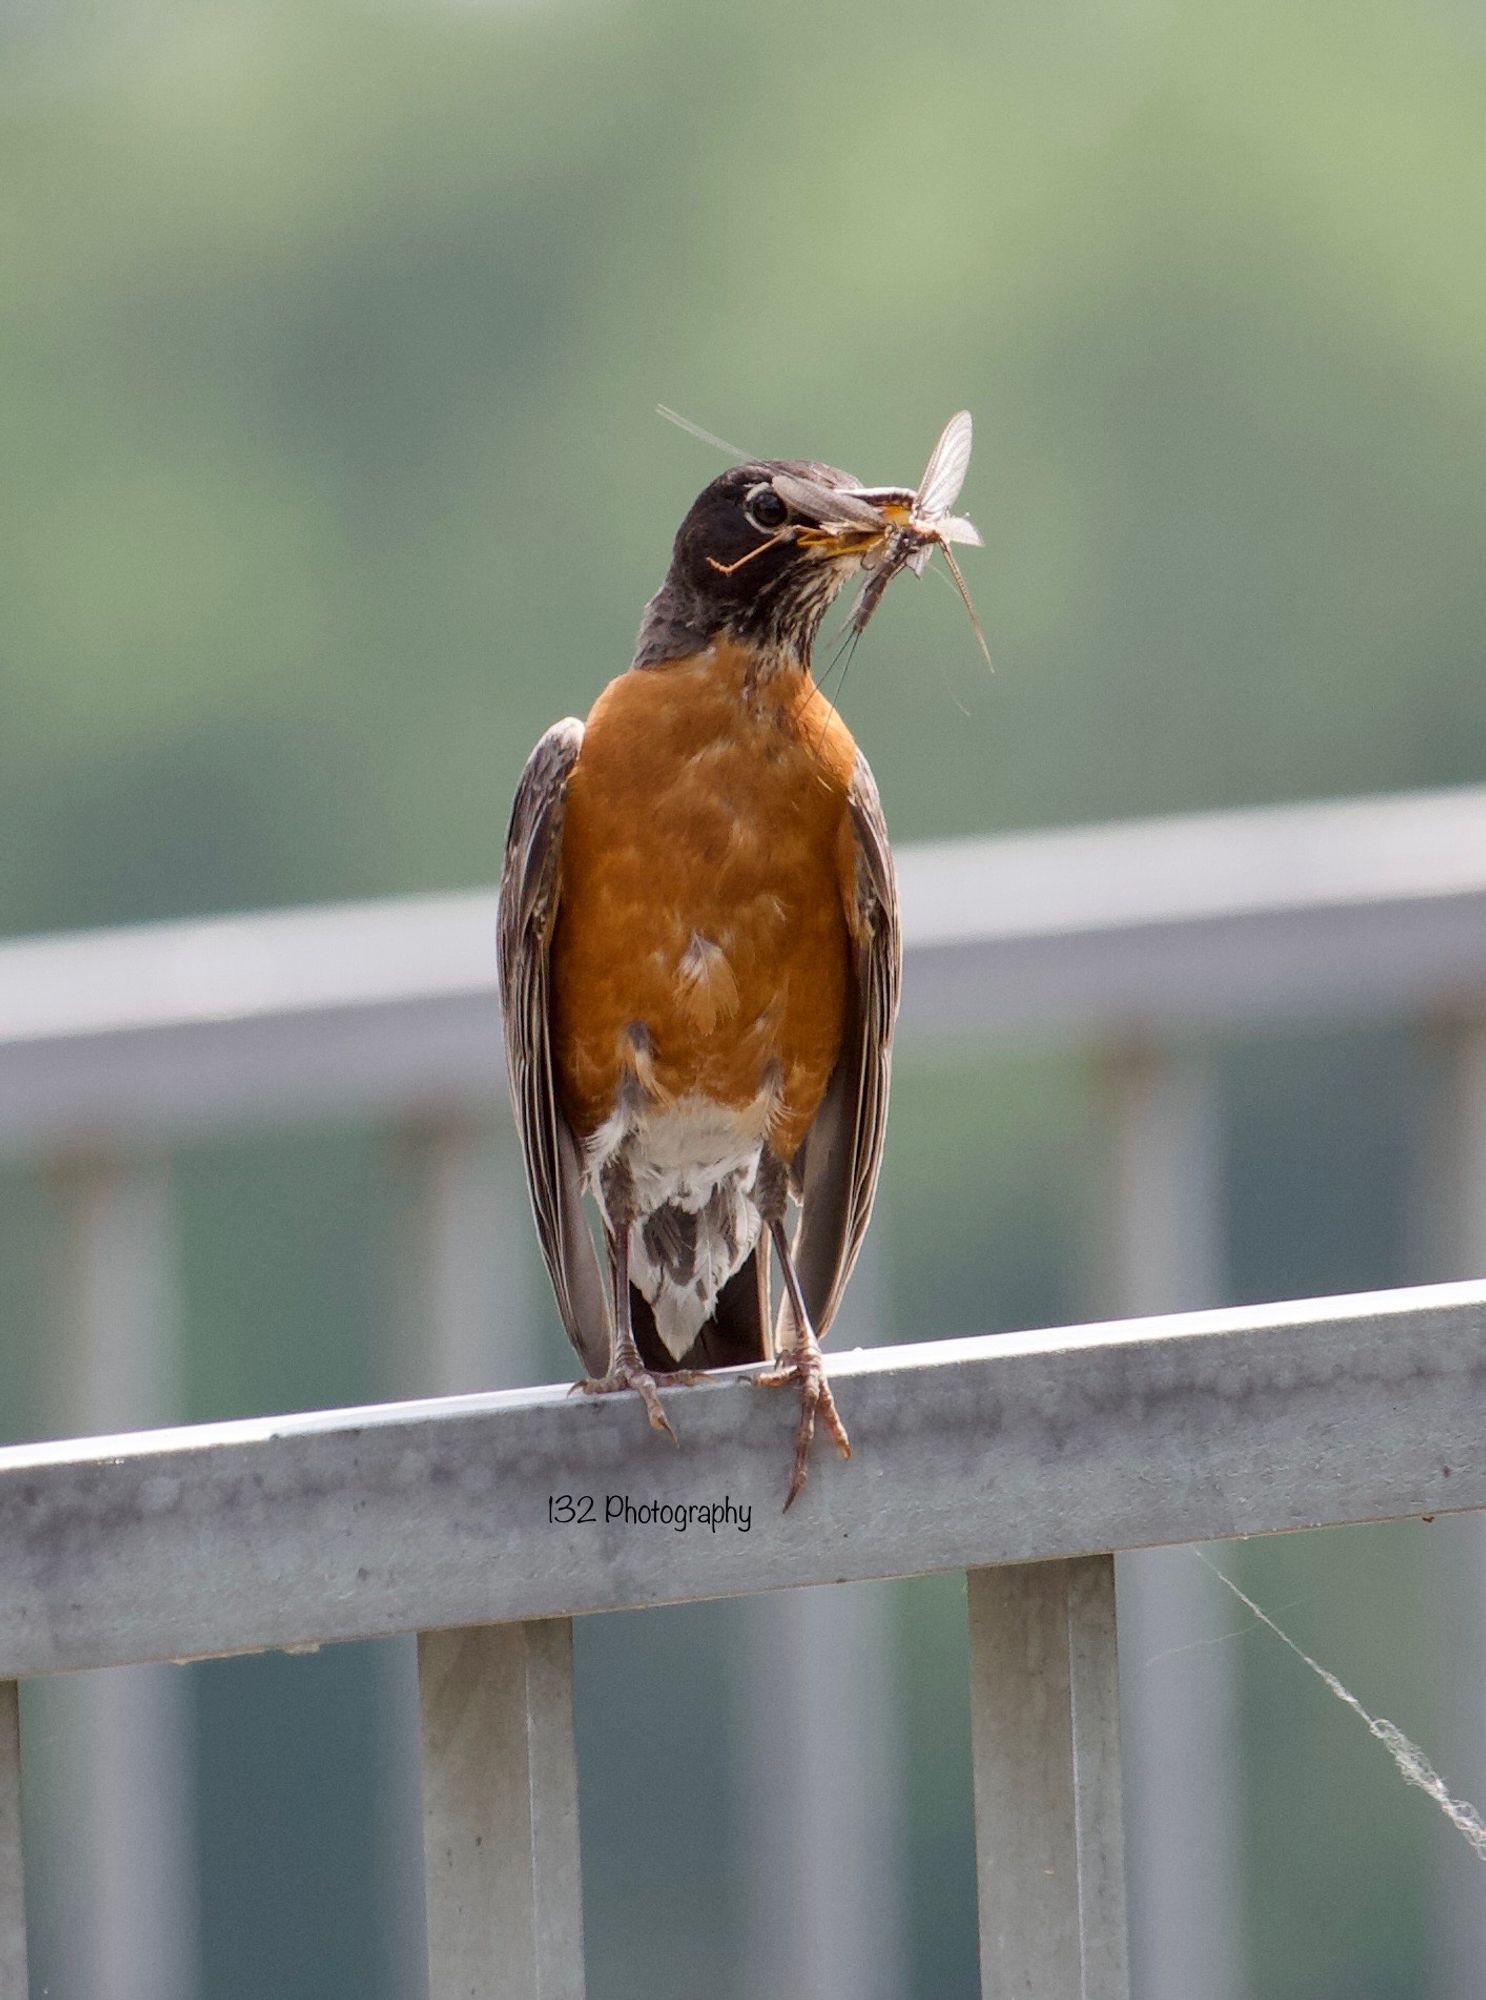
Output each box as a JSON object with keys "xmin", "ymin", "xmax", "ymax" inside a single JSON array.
[
  {"xmin": 759, "ymin": 1221, "xmax": 852, "ymax": 1506},
  {"xmin": 574, "ymin": 1174, "xmax": 678, "ymax": 1445},
  {"xmin": 750, "ymin": 1152, "xmax": 851, "ymax": 1508},
  {"xmin": 755, "ymin": 1228, "xmax": 775, "ymax": 1363}
]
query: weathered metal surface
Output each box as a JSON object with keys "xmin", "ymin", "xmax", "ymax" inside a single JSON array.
[
  {"xmin": 7, "ymin": 785, "xmax": 1486, "ymax": 1144},
  {"xmin": 0, "ymin": 1281, "xmax": 1483, "ymax": 1678},
  {"xmin": 419, "ymin": 1620, "xmax": 584, "ymax": 2000},
  {"xmin": 969, "ymin": 1557, "xmax": 1128, "ymax": 1999}
]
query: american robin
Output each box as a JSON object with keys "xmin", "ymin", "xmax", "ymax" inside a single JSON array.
[{"xmin": 498, "ymin": 448, "xmax": 907, "ymax": 1507}]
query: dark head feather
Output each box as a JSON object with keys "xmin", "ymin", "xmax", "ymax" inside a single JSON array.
[{"xmin": 633, "ymin": 459, "xmax": 872, "ymax": 670}]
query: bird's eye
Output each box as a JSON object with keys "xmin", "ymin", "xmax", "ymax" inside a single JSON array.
[{"xmin": 745, "ymin": 485, "xmax": 789, "ymax": 533}]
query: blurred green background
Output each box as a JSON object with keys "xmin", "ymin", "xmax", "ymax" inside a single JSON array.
[{"xmin": 2, "ymin": 0, "xmax": 1485, "ymax": 1995}]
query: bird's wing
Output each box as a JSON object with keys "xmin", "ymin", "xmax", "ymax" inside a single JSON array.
[
  {"xmin": 789, "ymin": 750, "xmax": 902, "ymax": 1341},
  {"xmin": 497, "ymin": 718, "xmax": 611, "ymax": 1378}
]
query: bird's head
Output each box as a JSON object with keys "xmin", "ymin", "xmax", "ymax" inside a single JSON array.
[{"xmin": 633, "ymin": 460, "xmax": 912, "ymax": 672}]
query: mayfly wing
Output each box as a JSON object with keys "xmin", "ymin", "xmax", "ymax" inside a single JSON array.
[
  {"xmin": 771, "ymin": 472, "xmax": 885, "ymax": 531},
  {"xmin": 935, "ymin": 512, "xmax": 983, "ymax": 548},
  {"xmin": 914, "ymin": 409, "xmax": 974, "ymax": 521}
]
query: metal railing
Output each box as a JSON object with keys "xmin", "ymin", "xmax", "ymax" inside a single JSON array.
[
  {"xmin": 3, "ymin": 1281, "xmax": 1485, "ymax": 1994},
  {"xmin": 4, "ymin": 779, "xmax": 1486, "ymax": 1997}
]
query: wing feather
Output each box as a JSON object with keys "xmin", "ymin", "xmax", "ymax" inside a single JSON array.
[
  {"xmin": 790, "ymin": 751, "xmax": 902, "ymax": 1341},
  {"xmin": 497, "ymin": 719, "xmax": 611, "ymax": 1378}
]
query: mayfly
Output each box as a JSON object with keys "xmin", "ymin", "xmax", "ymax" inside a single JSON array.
[
  {"xmin": 657, "ymin": 402, "xmax": 989, "ymax": 662},
  {"xmin": 842, "ymin": 410, "xmax": 989, "ymax": 664}
]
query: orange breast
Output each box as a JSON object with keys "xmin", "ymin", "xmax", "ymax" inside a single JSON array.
[{"xmin": 550, "ymin": 642, "xmax": 859, "ymax": 1162}]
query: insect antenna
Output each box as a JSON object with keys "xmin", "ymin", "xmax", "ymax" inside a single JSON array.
[{"xmin": 807, "ymin": 619, "xmax": 865, "ymax": 754}]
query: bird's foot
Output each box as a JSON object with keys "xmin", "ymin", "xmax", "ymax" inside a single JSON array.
[
  {"xmin": 573, "ymin": 1358, "xmax": 679, "ymax": 1445},
  {"xmin": 753, "ymin": 1347, "xmax": 851, "ymax": 1510}
]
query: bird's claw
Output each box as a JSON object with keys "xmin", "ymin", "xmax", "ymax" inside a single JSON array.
[
  {"xmin": 576, "ymin": 1360, "xmax": 679, "ymax": 1445},
  {"xmin": 753, "ymin": 1350, "xmax": 851, "ymax": 1509}
]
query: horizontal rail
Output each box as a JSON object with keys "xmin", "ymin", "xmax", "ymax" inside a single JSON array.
[
  {"xmin": 1, "ymin": 1279, "xmax": 1483, "ymax": 1679},
  {"xmin": 5, "ymin": 784, "xmax": 1486, "ymax": 1145}
]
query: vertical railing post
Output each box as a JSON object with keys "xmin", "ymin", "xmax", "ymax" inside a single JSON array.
[
  {"xmin": 393, "ymin": 1118, "xmax": 538, "ymax": 1400},
  {"xmin": 1415, "ymin": 1015, "xmax": 1486, "ymax": 1280},
  {"xmin": 1086, "ymin": 1041, "xmax": 1244, "ymax": 2000},
  {"xmin": 418, "ymin": 1621, "xmax": 586, "ymax": 2000},
  {"xmin": 1088, "ymin": 1041, "xmax": 1223, "ymax": 1316},
  {"xmin": 387, "ymin": 1118, "xmax": 545, "ymax": 1996},
  {"xmin": 1415, "ymin": 1016, "xmax": 1486, "ymax": 2000},
  {"xmin": 40, "ymin": 1150, "xmax": 196, "ymax": 2000},
  {"xmin": 740, "ymin": 1232, "xmax": 905, "ymax": 2000},
  {"xmin": 968, "ymin": 1557, "xmax": 1128, "ymax": 1998},
  {"xmin": 740, "ymin": 1583, "xmax": 903, "ymax": 2000},
  {"xmin": 0, "ymin": 1681, "xmax": 28, "ymax": 1994}
]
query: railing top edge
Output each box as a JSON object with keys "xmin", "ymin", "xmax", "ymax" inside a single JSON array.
[
  {"xmin": 5, "ymin": 781, "xmax": 1486, "ymax": 1052},
  {"xmin": 5, "ymin": 1275, "xmax": 1481, "ymax": 1477},
  {"xmin": 3, "ymin": 1278, "xmax": 1485, "ymax": 1678},
  {"xmin": 894, "ymin": 780, "xmax": 1486, "ymax": 948},
  {"xmin": 0, "ymin": 886, "xmax": 500, "ymax": 1048}
]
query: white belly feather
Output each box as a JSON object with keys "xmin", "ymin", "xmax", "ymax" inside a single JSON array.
[{"xmin": 586, "ymin": 1094, "xmax": 769, "ymax": 1360}]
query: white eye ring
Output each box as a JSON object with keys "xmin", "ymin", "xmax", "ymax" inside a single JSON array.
[{"xmin": 743, "ymin": 484, "xmax": 790, "ymax": 535}]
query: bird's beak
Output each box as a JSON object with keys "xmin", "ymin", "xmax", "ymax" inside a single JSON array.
[{"xmin": 769, "ymin": 473, "xmax": 915, "ymax": 561}]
